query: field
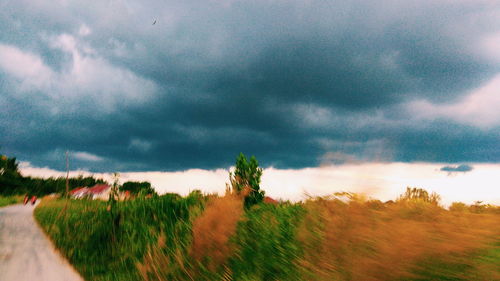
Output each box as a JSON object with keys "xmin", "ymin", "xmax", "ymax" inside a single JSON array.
[
  {"xmin": 35, "ymin": 192, "xmax": 500, "ymax": 281},
  {"xmin": 0, "ymin": 195, "xmax": 23, "ymax": 208}
]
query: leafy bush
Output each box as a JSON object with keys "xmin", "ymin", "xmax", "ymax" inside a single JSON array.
[
  {"xmin": 229, "ymin": 153, "xmax": 265, "ymax": 208},
  {"xmin": 398, "ymin": 187, "xmax": 441, "ymax": 205},
  {"xmin": 449, "ymin": 202, "xmax": 468, "ymax": 212},
  {"xmin": 121, "ymin": 181, "xmax": 157, "ymax": 196}
]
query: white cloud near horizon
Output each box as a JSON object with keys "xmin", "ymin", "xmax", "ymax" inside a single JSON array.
[{"xmin": 18, "ymin": 161, "xmax": 500, "ymax": 206}]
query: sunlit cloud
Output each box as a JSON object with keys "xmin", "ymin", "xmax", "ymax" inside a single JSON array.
[
  {"xmin": 0, "ymin": 44, "xmax": 54, "ymax": 90},
  {"xmin": 18, "ymin": 162, "xmax": 500, "ymax": 206},
  {"xmin": 73, "ymin": 151, "xmax": 104, "ymax": 162},
  {"xmin": 0, "ymin": 36, "xmax": 157, "ymax": 115},
  {"xmin": 409, "ymin": 74, "xmax": 500, "ymax": 129}
]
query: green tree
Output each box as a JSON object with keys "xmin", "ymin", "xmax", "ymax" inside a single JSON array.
[
  {"xmin": 0, "ymin": 155, "xmax": 20, "ymax": 177},
  {"xmin": 0, "ymin": 155, "xmax": 24, "ymax": 195},
  {"xmin": 0, "ymin": 153, "xmax": 107, "ymax": 196},
  {"xmin": 121, "ymin": 181, "xmax": 157, "ymax": 196},
  {"xmin": 230, "ymin": 153, "xmax": 265, "ymax": 208}
]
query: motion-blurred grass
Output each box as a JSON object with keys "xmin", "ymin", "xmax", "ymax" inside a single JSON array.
[
  {"xmin": 297, "ymin": 195, "xmax": 500, "ymax": 281},
  {"xmin": 35, "ymin": 193, "xmax": 205, "ymax": 281},
  {"xmin": 0, "ymin": 195, "xmax": 23, "ymax": 207},
  {"xmin": 35, "ymin": 190, "xmax": 499, "ymax": 281}
]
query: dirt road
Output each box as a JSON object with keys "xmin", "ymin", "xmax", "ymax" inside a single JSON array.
[{"xmin": 0, "ymin": 203, "xmax": 83, "ymax": 281}]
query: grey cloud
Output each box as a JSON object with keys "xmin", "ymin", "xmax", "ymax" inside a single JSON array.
[
  {"xmin": 1, "ymin": 0, "xmax": 500, "ymax": 172},
  {"xmin": 440, "ymin": 164, "xmax": 474, "ymax": 173}
]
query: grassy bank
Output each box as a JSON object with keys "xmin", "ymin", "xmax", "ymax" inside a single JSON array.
[
  {"xmin": 35, "ymin": 193, "xmax": 205, "ymax": 281},
  {"xmin": 0, "ymin": 195, "xmax": 23, "ymax": 207},
  {"xmin": 35, "ymin": 193, "xmax": 500, "ymax": 281}
]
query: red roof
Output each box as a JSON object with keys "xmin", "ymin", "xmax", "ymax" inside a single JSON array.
[
  {"xmin": 88, "ymin": 184, "xmax": 110, "ymax": 194},
  {"xmin": 69, "ymin": 187, "xmax": 87, "ymax": 195},
  {"xmin": 263, "ymin": 196, "xmax": 278, "ymax": 204}
]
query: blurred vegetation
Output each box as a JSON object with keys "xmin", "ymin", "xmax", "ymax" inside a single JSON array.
[
  {"xmin": 35, "ymin": 187, "xmax": 500, "ymax": 281},
  {"xmin": 229, "ymin": 153, "xmax": 265, "ymax": 209},
  {"xmin": 121, "ymin": 181, "xmax": 157, "ymax": 196},
  {"xmin": 229, "ymin": 203, "xmax": 304, "ymax": 281},
  {"xmin": 5, "ymin": 151, "xmax": 498, "ymax": 280},
  {"xmin": 35, "ymin": 191, "xmax": 205, "ymax": 281},
  {"xmin": 0, "ymin": 195, "xmax": 23, "ymax": 207},
  {"xmin": 0, "ymin": 153, "xmax": 106, "ymax": 196},
  {"xmin": 398, "ymin": 187, "xmax": 441, "ymax": 205}
]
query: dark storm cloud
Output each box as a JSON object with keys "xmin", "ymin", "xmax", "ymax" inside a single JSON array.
[
  {"xmin": 440, "ymin": 164, "xmax": 474, "ymax": 173},
  {"xmin": 389, "ymin": 120, "xmax": 500, "ymax": 163},
  {"xmin": 1, "ymin": 0, "xmax": 499, "ymax": 172}
]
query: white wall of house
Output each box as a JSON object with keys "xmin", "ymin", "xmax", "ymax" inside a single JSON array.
[{"xmin": 92, "ymin": 188, "xmax": 111, "ymax": 200}]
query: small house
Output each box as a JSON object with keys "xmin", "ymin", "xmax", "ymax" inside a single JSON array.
[
  {"xmin": 87, "ymin": 184, "xmax": 111, "ymax": 200},
  {"xmin": 69, "ymin": 187, "xmax": 89, "ymax": 199},
  {"xmin": 69, "ymin": 184, "xmax": 111, "ymax": 200}
]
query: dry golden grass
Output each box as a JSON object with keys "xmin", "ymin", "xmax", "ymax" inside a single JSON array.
[
  {"xmin": 137, "ymin": 233, "xmax": 167, "ymax": 281},
  {"xmin": 297, "ymin": 197, "xmax": 500, "ymax": 281},
  {"xmin": 190, "ymin": 193, "xmax": 244, "ymax": 271}
]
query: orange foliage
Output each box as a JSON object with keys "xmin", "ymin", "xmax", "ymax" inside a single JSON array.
[
  {"xmin": 190, "ymin": 194, "xmax": 244, "ymax": 271},
  {"xmin": 297, "ymin": 197, "xmax": 499, "ymax": 281}
]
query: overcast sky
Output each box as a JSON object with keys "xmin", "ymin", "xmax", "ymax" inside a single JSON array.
[{"xmin": 1, "ymin": 0, "xmax": 500, "ymax": 202}]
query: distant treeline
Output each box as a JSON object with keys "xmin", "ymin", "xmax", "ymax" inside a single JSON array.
[{"xmin": 0, "ymin": 154, "xmax": 106, "ymax": 196}]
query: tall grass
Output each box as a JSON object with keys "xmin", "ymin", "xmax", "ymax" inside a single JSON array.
[
  {"xmin": 35, "ymin": 193, "xmax": 205, "ymax": 281},
  {"xmin": 297, "ymin": 195, "xmax": 500, "ymax": 281},
  {"xmin": 228, "ymin": 202, "xmax": 304, "ymax": 281},
  {"xmin": 190, "ymin": 194, "xmax": 243, "ymax": 272},
  {"xmin": 35, "ymin": 190, "xmax": 499, "ymax": 281},
  {"xmin": 0, "ymin": 195, "xmax": 22, "ymax": 207}
]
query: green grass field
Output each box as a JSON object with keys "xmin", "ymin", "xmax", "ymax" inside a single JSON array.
[
  {"xmin": 35, "ymin": 193, "xmax": 500, "ymax": 281},
  {"xmin": 0, "ymin": 195, "xmax": 22, "ymax": 207},
  {"xmin": 35, "ymin": 193, "xmax": 205, "ymax": 281}
]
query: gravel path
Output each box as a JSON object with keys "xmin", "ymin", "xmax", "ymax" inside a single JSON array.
[{"xmin": 0, "ymin": 203, "xmax": 83, "ymax": 281}]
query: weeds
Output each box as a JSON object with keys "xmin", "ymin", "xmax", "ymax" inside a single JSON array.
[
  {"xmin": 35, "ymin": 189, "xmax": 499, "ymax": 281},
  {"xmin": 0, "ymin": 195, "xmax": 22, "ymax": 207},
  {"xmin": 229, "ymin": 203, "xmax": 305, "ymax": 281},
  {"xmin": 35, "ymin": 193, "xmax": 204, "ymax": 281}
]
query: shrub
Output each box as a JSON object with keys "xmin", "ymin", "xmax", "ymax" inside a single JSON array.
[
  {"xmin": 449, "ymin": 202, "xmax": 468, "ymax": 212},
  {"xmin": 229, "ymin": 153, "xmax": 265, "ymax": 208},
  {"xmin": 121, "ymin": 181, "xmax": 157, "ymax": 196},
  {"xmin": 398, "ymin": 187, "xmax": 441, "ymax": 205}
]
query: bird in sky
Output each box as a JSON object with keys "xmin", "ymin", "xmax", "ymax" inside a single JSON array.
[{"xmin": 152, "ymin": 19, "xmax": 157, "ymax": 25}]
